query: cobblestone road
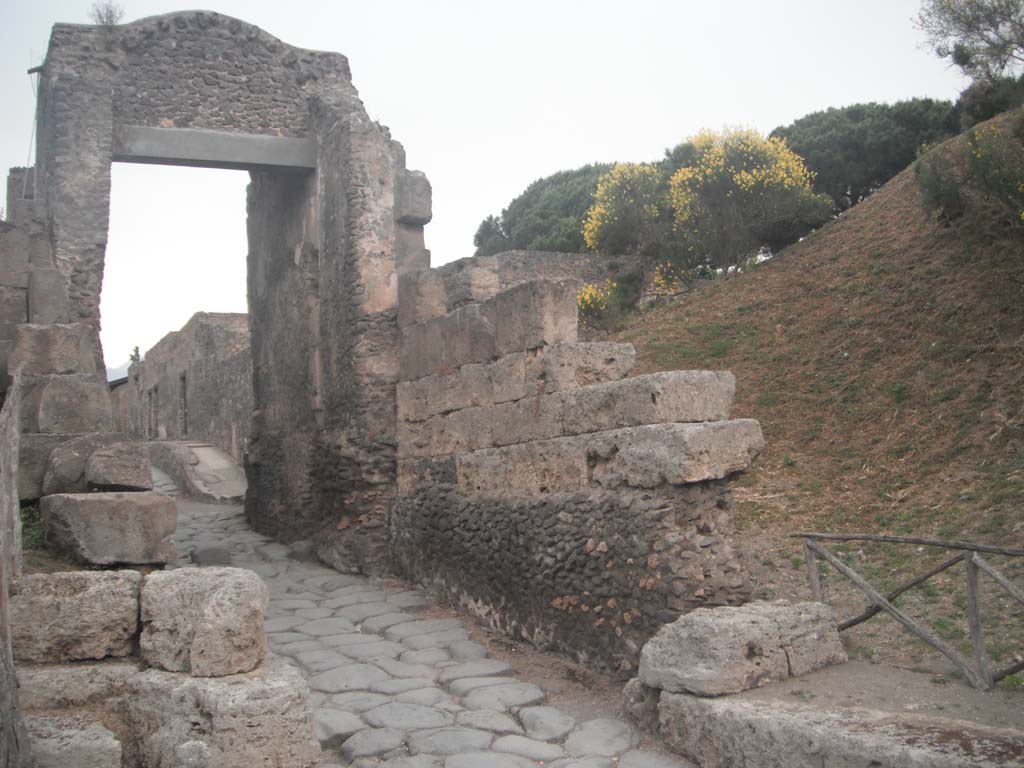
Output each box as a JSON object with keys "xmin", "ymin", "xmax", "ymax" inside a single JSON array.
[{"xmin": 167, "ymin": 495, "xmax": 691, "ymax": 768}]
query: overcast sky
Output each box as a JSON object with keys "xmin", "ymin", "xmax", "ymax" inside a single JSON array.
[{"xmin": 1, "ymin": 0, "xmax": 966, "ymax": 369}]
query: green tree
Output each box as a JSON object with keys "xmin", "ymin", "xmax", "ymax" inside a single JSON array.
[
  {"xmin": 916, "ymin": 0, "xmax": 1024, "ymax": 80},
  {"xmin": 129, "ymin": 345, "xmax": 141, "ymax": 363},
  {"xmin": 473, "ymin": 164, "xmax": 611, "ymax": 257},
  {"xmin": 581, "ymin": 163, "xmax": 665, "ymax": 256},
  {"xmin": 771, "ymin": 100, "xmax": 956, "ymax": 211},
  {"xmin": 953, "ymin": 75, "xmax": 1024, "ymax": 128}
]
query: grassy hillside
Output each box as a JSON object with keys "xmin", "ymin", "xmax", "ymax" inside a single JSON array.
[{"xmin": 612, "ymin": 112, "xmax": 1024, "ymax": 676}]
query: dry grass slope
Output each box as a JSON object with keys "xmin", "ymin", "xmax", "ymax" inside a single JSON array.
[{"xmin": 613, "ymin": 112, "xmax": 1024, "ymax": 676}]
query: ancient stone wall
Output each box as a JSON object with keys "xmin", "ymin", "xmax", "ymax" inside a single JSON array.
[
  {"xmin": 0, "ymin": 371, "xmax": 30, "ymax": 766},
  {"xmin": 390, "ymin": 275, "xmax": 764, "ymax": 674},
  {"xmin": 110, "ymin": 312, "xmax": 253, "ymax": 463}
]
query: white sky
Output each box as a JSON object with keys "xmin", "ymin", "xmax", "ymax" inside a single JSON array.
[{"xmin": 0, "ymin": 0, "xmax": 966, "ymax": 369}]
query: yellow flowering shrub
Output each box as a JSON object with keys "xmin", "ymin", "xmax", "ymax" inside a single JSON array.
[
  {"xmin": 577, "ymin": 279, "xmax": 616, "ymax": 323},
  {"xmin": 582, "ymin": 163, "xmax": 661, "ymax": 254},
  {"xmin": 965, "ymin": 121, "xmax": 1024, "ymax": 226}
]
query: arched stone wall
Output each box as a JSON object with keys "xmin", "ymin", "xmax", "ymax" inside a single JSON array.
[{"xmin": 33, "ymin": 11, "xmax": 432, "ymax": 567}]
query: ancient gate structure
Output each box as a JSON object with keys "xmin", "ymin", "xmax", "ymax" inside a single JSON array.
[
  {"xmin": 26, "ymin": 11, "xmax": 431, "ymax": 556},
  {"xmin": 4, "ymin": 11, "xmax": 764, "ymax": 680}
]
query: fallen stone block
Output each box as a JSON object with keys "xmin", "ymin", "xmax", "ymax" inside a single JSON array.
[
  {"xmin": 85, "ymin": 441, "xmax": 153, "ymax": 491},
  {"xmin": 455, "ymin": 420, "xmax": 765, "ymax": 496},
  {"xmin": 8, "ymin": 322, "xmax": 101, "ymax": 375},
  {"xmin": 18, "ymin": 432, "xmax": 76, "ymax": 500},
  {"xmin": 126, "ymin": 654, "xmax": 321, "ymax": 768},
  {"xmin": 10, "ymin": 570, "xmax": 141, "ymax": 663},
  {"xmin": 16, "ymin": 660, "xmax": 141, "ymax": 709},
  {"xmin": 657, "ymin": 691, "xmax": 1023, "ymax": 768},
  {"xmin": 25, "ymin": 715, "xmax": 122, "ymax": 768},
  {"xmin": 140, "ymin": 567, "xmax": 268, "ymax": 677},
  {"xmin": 42, "ymin": 491, "xmax": 177, "ymax": 565},
  {"xmin": 638, "ymin": 601, "xmax": 846, "ymax": 697},
  {"xmin": 41, "ymin": 432, "xmax": 129, "ymax": 495}
]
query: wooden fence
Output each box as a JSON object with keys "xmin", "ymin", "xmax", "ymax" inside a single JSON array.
[{"xmin": 790, "ymin": 532, "xmax": 1024, "ymax": 690}]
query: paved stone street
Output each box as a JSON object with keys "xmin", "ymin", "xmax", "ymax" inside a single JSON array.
[{"xmin": 170, "ymin": 497, "xmax": 690, "ymax": 768}]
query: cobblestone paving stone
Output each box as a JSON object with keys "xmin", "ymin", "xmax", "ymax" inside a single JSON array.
[{"xmin": 168, "ymin": 495, "xmax": 692, "ymax": 768}]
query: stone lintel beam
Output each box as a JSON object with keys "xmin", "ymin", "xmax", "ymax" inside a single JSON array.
[
  {"xmin": 113, "ymin": 126, "xmax": 316, "ymax": 171},
  {"xmin": 403, "ymin": 420, "xmax": 764, "ymax": 496}
]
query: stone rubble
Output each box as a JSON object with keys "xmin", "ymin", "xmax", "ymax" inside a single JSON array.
[{"xmin": 170, "ymin": 494, "xmax": 692, "ymax": 767}]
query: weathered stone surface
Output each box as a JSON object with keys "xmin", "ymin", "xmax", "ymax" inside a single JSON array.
[
  {"xmin": 657, "ymin": 692, "xmax": 1022, "ymax": 768},
  {"xmin": 25, "ymin": 715, "xmax": 122, "ymax": 768},
  {"xmin": 462, "ymin": 682, "xmax": 546, "ymax": 711},
  {"xmin": 407, "ymin": 727, "xmax": 493, "ymax": 755},
  {"xmin": 397, "ymin": 169, "xmax": 432, "ymax": 226},
  {"xmin": 85, "ymin": 441, "xmax": 153, "ymax": 491},
  {"xmin": 621, "ymin": 678, "xmax": 661, "ymax": 734},
  {"xmin": 18, "ymin": 432, "xmax": 73, "ymax": 500},
  {"xmin": 454, "ymin": 420, "xmax": 765, "ymax": 496},
  {"xmin": 400, "ymin": 303, "xmax": 497, "ymax": 382},
  {"xmin": 23, "ymin": 373, "xmax": 112, "ymax": 433},
  {"xmin": 488, "ymin": 279, "xmax": 578, "ymax": 357},
  {"xmin": 519, "ymin": 706, "xmax": 576, "ymax": 741},
  {"xmin": 42, "ymin": 491, "xmax": 177, "ymax": 565},
  {"xmin": 16, "ymin": 660, "xmax": 141, "ymax": 709},
  {"xmin": 564, "ymin": 718, "xmax": 640, "ymax": 757},
  {"xmin": 140, "ymin": 567, "xmax": 268, "ymax": 677},
  {"xmin": 10, "ymin": 570, "xmax": 141, "ymax": 662},
  {"xmin": 341, "ymin": 727, "xmax": 406, "ymax": 760},
  {"xmin": 638, "ymin": 601, "xmax": 846, "ymax": 697},
  {"xmin": 126, "ymin": 655, "xmax": 320, "ymax": 768},
  {"xmin": 314, "ymin": 708, "xmax": 365, "ymax": 747},
  {"xmin": 493, "ymin": 734, "xmax": 564, "ymax": 761},
  {"xmin": 27, "ymin": 268, "xmax": 71, "ymax": 324},
  {"xmin": 8, "ymin": 323, "xmax": 100, "ymax": 375},
  {"xmin": 399, "ymin": 372, "xmax": 736, "ymax": 459},
  {"xmin": 40, "ymin": 432, "xmax": 127, "ymax": 495}
]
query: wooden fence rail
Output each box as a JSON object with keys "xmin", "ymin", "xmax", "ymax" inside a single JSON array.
[{"xmin": 789, "ymin": 532, "xmax": 1024, "ymax": 691}]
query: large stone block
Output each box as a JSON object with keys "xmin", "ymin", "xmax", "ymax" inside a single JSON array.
[
  {"xmin": 638, "ymin": 601, "xmax": 846, "ymax": 696},
  {"xmin": 8, "ymin": 323, "xmax": 100, "ymax": 375},
  {"xmin": 398, "ymin": 268, "xmax": 447, "ymax": 328},
  {"xmin": 396, "ymin": 169, "xmax": 432, "ymax": 226},
  {"xmin": 41, "ymin": 432, "xmax": 129, "ymax": 495},
  {"xmin": 126, "ymin": 654, "xmax": 321, "ymax": 768},
  {"xmin": 400, "ymin": 303, "xmax": 497, "ymax": 381},
  {"xmin": 487, "ymin": 279, "xmax": 578, "ymax": 356},
  {"xmin": 18, "ymin": 432, "xmax": 74, "ymax": 500},
  {"xmin": 16, "ymin": 660, "xmax": 141, "ymax": 710},
  {"xmin": 140, "ymin": 567, "xmax": 268, "ymax": 677},
  {"xmin": 21, "ymin": 373, "xmax": 112, "ymax": 433},
  {"xmin": 657, "ymin": 692, "xmax": 1020, "ymax": 768},
  {"xmin": 25, "ymin": 715, "xmax": 122, "ymax": 768},
  {"xmin": 455, "ymin": 420, "xmax": 765, "ymax": 495},
  {"xmin": 0, "ymin": 285, "xmax": 27, "ymax": 339},
  {"xmin": 10, "ymin": 570, "xmax": 141, "ymax": 662},
  {"xmin": 42, "ymin": 492, "xmax": 177, "ymax": 565},
  {"xmin": 27, "ymin": 267, "xmax": 71, "ymax": 324},
  {"xmin": 400, "ymin": 373, "xmax": 740, "ymax": 459},
  {"xmin": 86, "ymin": 442, "xmax": 153, "ymax": 491}
]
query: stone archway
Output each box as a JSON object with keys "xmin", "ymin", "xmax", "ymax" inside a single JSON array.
[{"xmin": 31, "ymin": 11, "xmax": 432, "ymax": 570}]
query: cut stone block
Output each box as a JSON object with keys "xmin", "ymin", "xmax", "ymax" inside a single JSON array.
[
  {"xmin": 16, "ymin": 660, "xmax": 141, "ymax": 710},
  {"xmin": 10, "ymin": 570, "xmax": 141, "ymax": 662},
  {"xmin": 396, "ymin": 169, "xmax": 432, "ymax": 226},
  {"xmin": 25, "ymin": 715, "xmax": 122, "ymax": 768},
  {"xmin": 455, "ymin": 420, "xmax": 765, "ymax": 496},
  {"xmin": 86, "ymin": 442, "xmax": 153, "ymax": 491},
  {"xmin": 126, "ymin": 655, "xmax": 320, "ymax": 768},
  {"xmin": 140, "ymin": 567, "xmax": 268, "ymax": 677},
  {"xmin": 487, "ymin": 279, "xmax": 578, "ymax": 357},
  {"xmin": 0, "ymin": 285, "xmax": 27, "ymax": 337},
  {"xmin": 400, "ymin": 371, "xmax": 736, "ymax": 458},
  {"xmin": 398, "ymin": 268, "xmax": 447, "ymax": 328},
  {"xmin": 21, "ymin": 373, "xmax": 112, "ymax": 433},
  {"xmin": 27, "ymin": 267, "xmax": 71, "ymax": 324},
  {"xmin": 657, "ymin": 692, "xmax": 1021, "ymax": 768},
  {"xmin": 8, "ymin": 323, "xmax": 100, "ymax": 375},
  {"xmin": 18, "ymin": 432, "xmax": 73, "ymax": 500},
  {"xmin": 400, "ymin": 303, "xmax": 497, "ymax": 382},
  {"xmin": 42, "ymin": 491, "xmax": 177, "ymax": 565},
  {"xmin": 638, "ymin": 601, "xmax": 846, "ymax": 696},
  {"xmin": 40, "ymin": 432, "xmax": 127, "ymax": 495}
]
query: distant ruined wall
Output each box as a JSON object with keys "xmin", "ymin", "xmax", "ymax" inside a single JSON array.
[
  {"xmin": 110, "ymin": 312, "xmax": 252, "ymax": 463},
  {"xmin": 389, "ymin": 268, "xmax": 765, "ymax": 674}
]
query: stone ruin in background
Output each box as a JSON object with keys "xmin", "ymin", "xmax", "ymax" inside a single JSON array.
[{"xmin": 0, "ymin": 11, "xmax": 766, "ymax": 765}]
